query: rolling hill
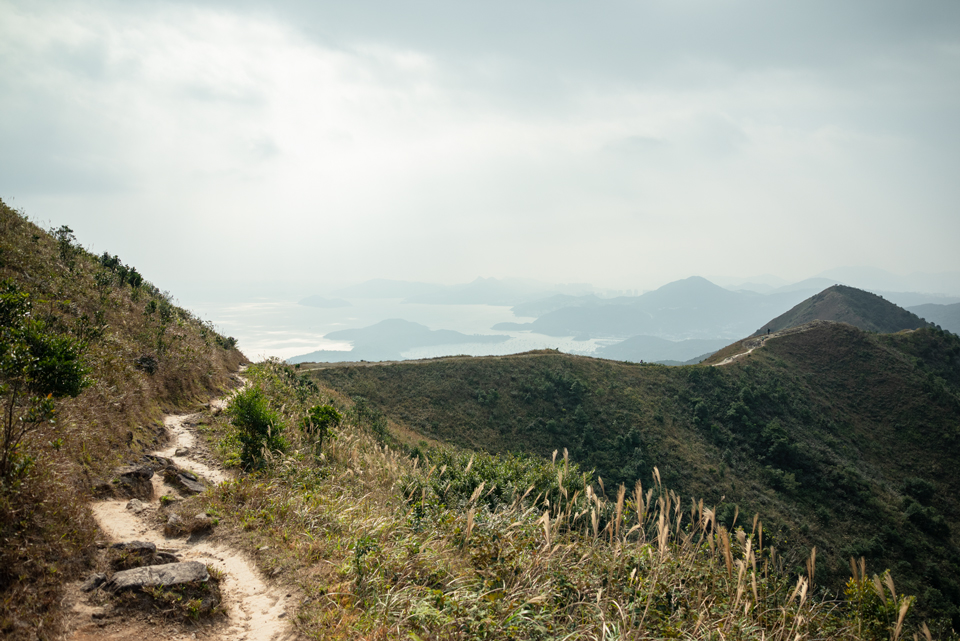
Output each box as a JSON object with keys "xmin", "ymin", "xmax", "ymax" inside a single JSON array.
[
  {"xmin": 305, "ymin": 323, "xmax": 960, "ymax": 626},
  {"xmin": 754, "ymin": 285, "xmax": 932, "ymax": 335}
]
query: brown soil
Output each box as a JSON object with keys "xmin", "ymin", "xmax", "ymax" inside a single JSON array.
[{"xmin": 60, "ymin": 383, "xmax": 299, "ymax": 641}]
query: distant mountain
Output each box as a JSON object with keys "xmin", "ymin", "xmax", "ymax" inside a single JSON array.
[
  {"xmin": 879, "ymin": 292, "xmax": 960, "ymax": 308},
  {"xmin": 287, "ymin": 319, "xmax": 509, "ymax": 363},
  {"xmin": 298, "ymin": 295, "xmax": 351, "ymax": 308},
  {"xmin": 511, "ymin": 293, "xmax": 604, "ymax": 318},
  {"xmin": 334, "ymin": 279, "xmax": 444, "ymax": 299},
  {"xmin": 754, "ymin": 285, "xmax": 932, "ymax": 336},
  {"xmin": 771, "ymin": 277, "xmax": 840, "ymax": 294},
  {"xmin": 516, "ymin": 276, "xmax": 817, "ymax": 340},
  {"xmin": 595, "ymin": 335, "xmax": 730, "ymax": 364},
  {"xmin": 728, "ymin": 282, "xmax": 776, "ymax": 294},
  {"xmin": 909, "ymin": 302, "xmax": 960, "ymax": 335},
  {"xmin": 403, "ymin": 277, "xmax": 564, "ymax": 306}
]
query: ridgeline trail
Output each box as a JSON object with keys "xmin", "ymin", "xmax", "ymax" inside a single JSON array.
[{"xmin": 711, "ymin": 320, "xmax": 831, "ymax": 366}]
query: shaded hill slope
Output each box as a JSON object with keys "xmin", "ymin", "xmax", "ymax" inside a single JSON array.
[
  {"xmin": 755, "ymin": 284, "xmax": 931, "ymax": 335},
  {"xmin": 0, "ymin": 199, "xmax": 244, "ymax": 638},
  {"xmin": 910, "ymin": 302, "xmax": 960, "ymax": 335},
  {"xmin": 306, "ymin": 324, "xmax": 960, "ymax": 626}
]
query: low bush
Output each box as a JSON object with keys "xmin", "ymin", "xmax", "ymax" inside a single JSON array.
[
  {"xmin": 227, "ymin": 386, "xmax": 286, "ymax": 470},
  {"xmin": 301, "ymin": 404, "xmax": 342, "ymax": 450}
]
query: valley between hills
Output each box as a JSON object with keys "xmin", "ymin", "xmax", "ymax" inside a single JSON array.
[{"xmin": 3, "ymin": 197, "xmax": 960, "ymax": 640}]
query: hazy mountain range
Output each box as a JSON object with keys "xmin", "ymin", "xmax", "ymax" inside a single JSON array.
[
  {"xmin": 287, "ymin": 319, "xmax": 508, "ymax": 363},
  {"xmin": 288, "ymin": 270, "xmax": 960, "ymax": 365},
  {"xmin": 495, "ymin": 276, "xmax": 820, "ymax": 340},
  {"xmin": 330, "ymin": 277, "xmax": 594, "ymax": 305}
]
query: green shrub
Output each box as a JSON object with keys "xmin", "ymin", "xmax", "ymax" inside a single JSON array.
[
  {"xmin": 300, "ymin": 404, "xmax": 342, "ymax": 450},
  {"xmin": 0, "ymin": 279, "xmax": 88, "ymax": 482},
  {"xmin": 227, "ymin": 386, "xmax": 286, "ymax": 470}
]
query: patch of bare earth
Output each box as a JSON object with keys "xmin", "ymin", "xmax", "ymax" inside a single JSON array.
[{"xmin": 61, "ymin": 393, "xmax": 298, "ymax": 641}]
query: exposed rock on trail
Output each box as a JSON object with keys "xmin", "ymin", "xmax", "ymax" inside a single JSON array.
[
  {"xmin": 111, "ymin": 464, "xmax": 155, "ymax": 500},
  {"xmin": 63, "ymin": 383, "xmax": 297, "ymax": 641},
  {"xmin": 108, "ymin": 561, "xmax": 210, "ymax": 591}
]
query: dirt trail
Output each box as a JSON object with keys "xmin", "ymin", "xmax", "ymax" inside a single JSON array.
[
  {"xmin": 711, "ymin": 320, "xmax": 832, "ymax": 366},
  {"xmin": 63, "ymin": 383, "xmax": 298, "ymax": 641}
]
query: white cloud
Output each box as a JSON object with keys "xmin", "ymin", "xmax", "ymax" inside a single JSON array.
[{"xmin": 1, "ymin": 0, "xmax": 958, "ymax": 293}]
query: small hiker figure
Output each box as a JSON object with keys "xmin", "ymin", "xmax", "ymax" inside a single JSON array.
[{"xmin": 767, "ymin": 328, "xmax": 771, "ymax": 335}]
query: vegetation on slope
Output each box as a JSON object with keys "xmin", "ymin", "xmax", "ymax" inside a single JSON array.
[
  {"xmin": 201, "ymin": 359, "xmax": 932, "ymax": 639},
  {"xmin": 305, "ymin": 324, "xmax": 960, "ymax": 631},
  {"xmin": 0, "ymin": 199, "xmax": 244, "ymax": 638},
  {"xmin": 755, "ymin": 285, "xmax": 932, "ymax": 335}
]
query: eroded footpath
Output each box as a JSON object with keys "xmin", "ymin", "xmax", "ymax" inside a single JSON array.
[{"xmin": 62, "ymin": 391, "xmax": 298, "ymax": 641}]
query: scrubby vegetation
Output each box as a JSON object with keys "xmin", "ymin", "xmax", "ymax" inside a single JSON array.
[
  {"xmin": 3, "ymin": 195, "xmax": 957, "ymax": 638},
  {"xmin": 199, "ymin": 359, "xmax": 941, "ymax": 639},
  {"xmin": 0, "ymin": 199, "xmax": 243, "ymax": 638},
  {"xmin": 757, "ymin": 285, "xmax": 932, "ymax": 335},
  {"xmin": 306, "ymin": 324, "xmax": 960, "ymax": 632}
]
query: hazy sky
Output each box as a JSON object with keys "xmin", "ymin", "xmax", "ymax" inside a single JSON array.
[{"xmin": 2, "ymin": 0, "xmax": 959, "ymax": 295}]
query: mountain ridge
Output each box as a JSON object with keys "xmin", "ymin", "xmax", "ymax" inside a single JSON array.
[{"xmin": 754, "ymin": 284, "xmax": 932, "ymax": 336}]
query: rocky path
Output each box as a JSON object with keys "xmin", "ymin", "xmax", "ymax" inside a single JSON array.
[
  {"xmin": 711, "ymin": 320, "xmax": 832, "ymax": 366},
  {"xmin": 62, "ymin": 386, "xmax": 298, "ymax": 641}
]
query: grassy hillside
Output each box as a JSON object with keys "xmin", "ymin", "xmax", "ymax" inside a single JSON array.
[
  {"xmin": 0, "ymin": 199, "xmax": 244, "ymax": 637},
  {"xmin": 200, "ymin": 359, "xmax": 933, "ymax": 640},
  {"xmin": 305, "ymin": 324, "xmax": 960, "ymax": 630},
  {"xmin": 756, "ymin": 285, "xmax": 931, "ymax": 335}
]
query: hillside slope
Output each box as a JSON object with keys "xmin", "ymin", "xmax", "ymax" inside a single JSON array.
[
  {"xmin": 306, "ymin": 325, "xmax": 960, "ymax": 626},
  {"xmin": 755, "ymin": 284, "xmax": 931, "ymax": 335},
  {"xmin": 911, "ymin": 302, "xmax": 960, "ymax": 335},
  {"xmin": 0, "ymin": 199, "xmax": 244, "ymax": 637}
]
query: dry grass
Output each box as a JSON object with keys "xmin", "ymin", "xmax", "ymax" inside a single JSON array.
[{"xmin": 0, "ymin": 199, "xmax": 244, "ymax": 638}]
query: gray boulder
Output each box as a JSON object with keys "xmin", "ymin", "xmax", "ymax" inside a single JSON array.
[
  {"xmin": 110, "ymin": 541, "xmax": 156, "ymax": 554},
  {"xmin": 108, "ymin": 561, "xmax": 209, "ymax": 591},
  {"xmin": 142, "ymin": 454, "xmax": 173, "ymax": 471},
  {"xmin": 164, "ymin": 513, "xmax": 185, "ymax": 536},
  {"xmin": 163, "ymin": 466, "xmax": 205, "ymax": 495},
  {"xmin": 113, "ymin": 465, "xmax": 155, "ymax": 500}
]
